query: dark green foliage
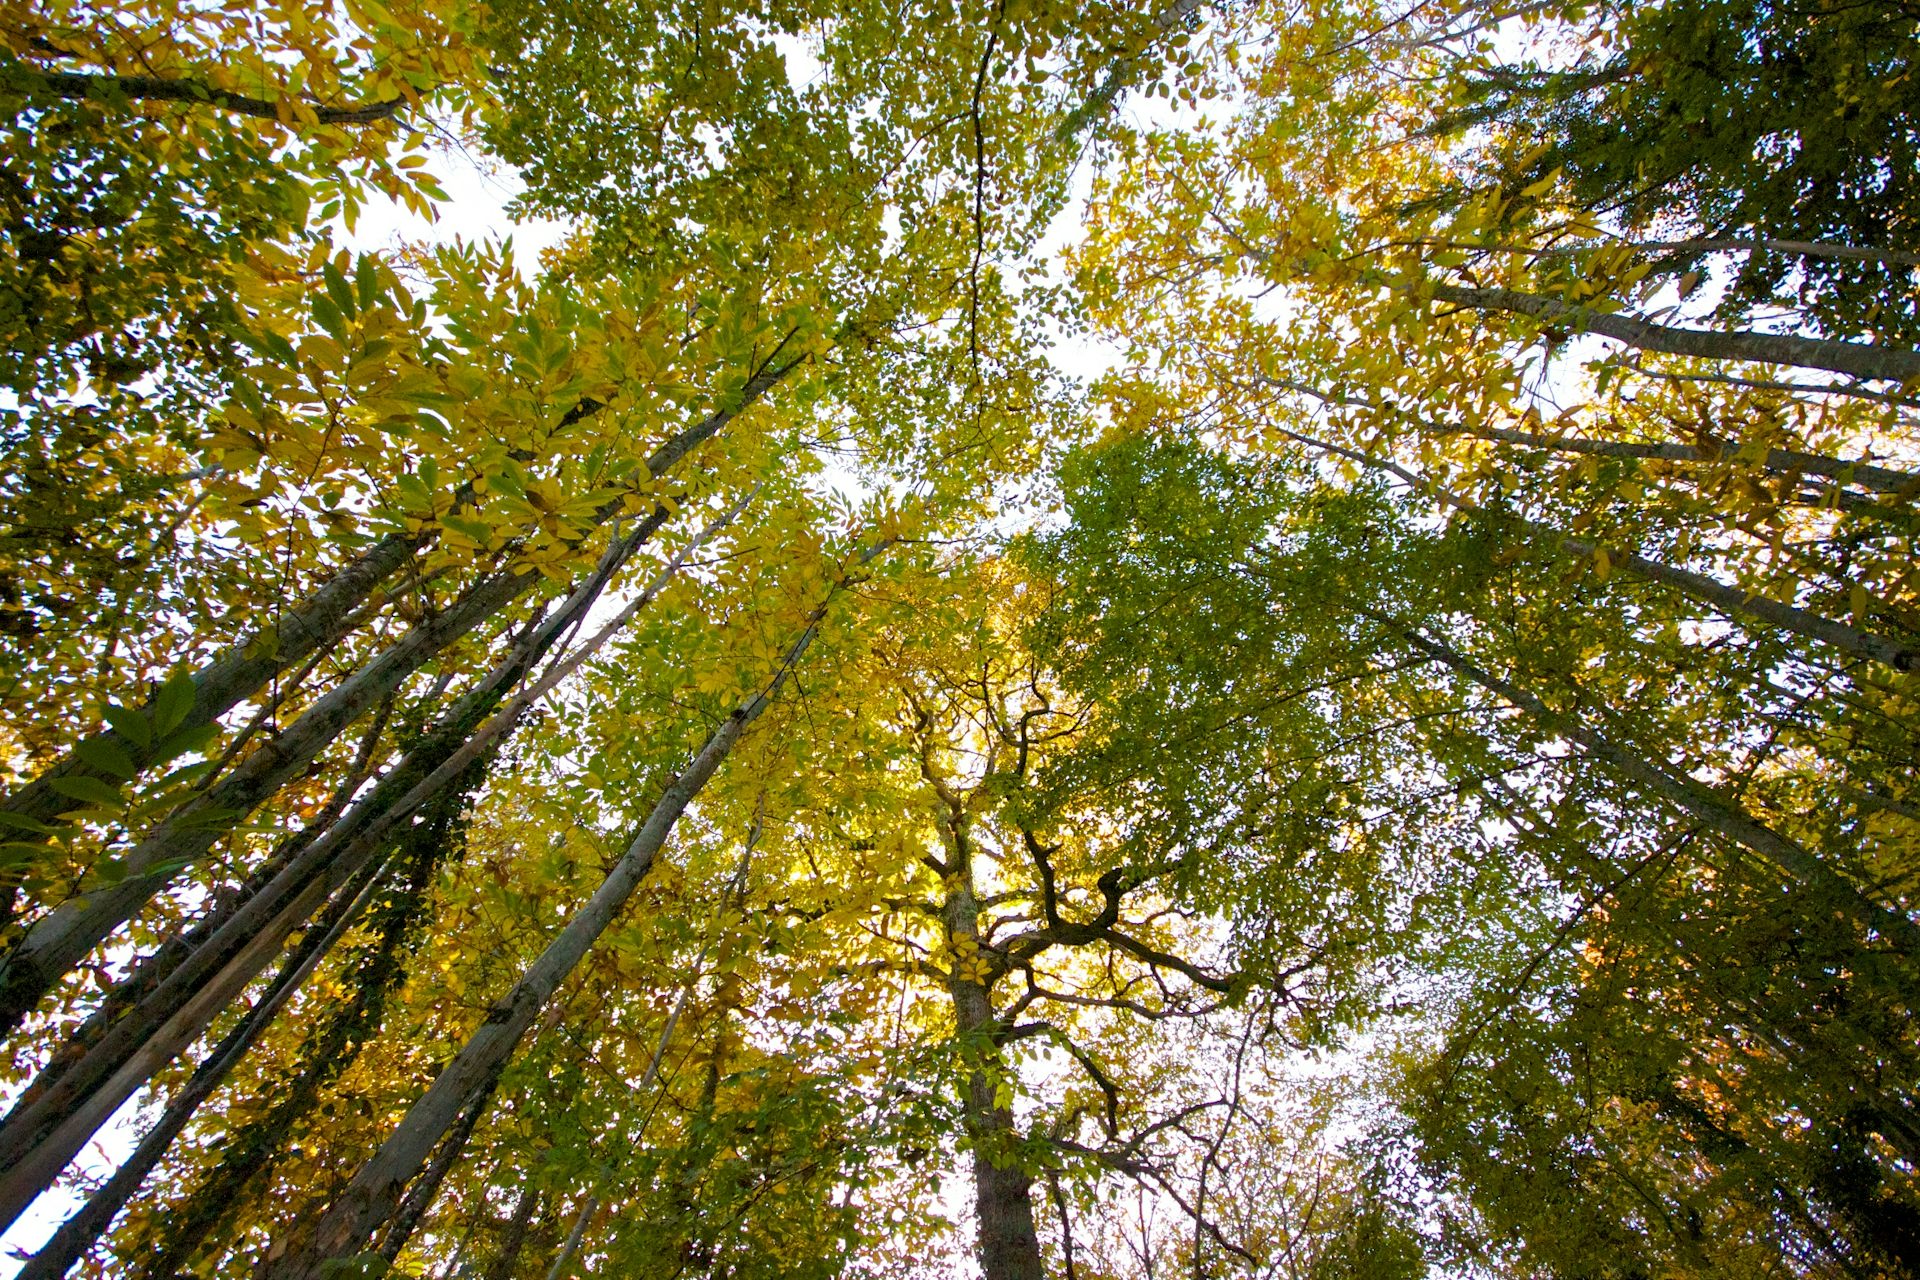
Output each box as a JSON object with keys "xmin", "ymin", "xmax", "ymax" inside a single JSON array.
[{"xmin": 1450, "ymin": 0, "xmax": 1920, "ymax": 340}]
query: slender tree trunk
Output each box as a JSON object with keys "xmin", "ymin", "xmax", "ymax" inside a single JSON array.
[
  {"xmin": 480, "ymin": 1185, "xmax": 546, "ymax": 1280},
  {"xmin": 539, "ymin": 1197, "xmax": 598, "ymax": 1280},
  {"xmin": 13, "ymin": 843, "xmax": 404, "ymax": 1280},
  {"xmin": 378, "ymin": 1074, "xmax": 506, "ymax": 1264},
  {"xmin": 257, "ymin": 610, "xmax": 822, "ymax": 1280},
  {"xmin": 2, "ymin": 698, "xmax": 390, "ymax": 1129},
  {"xmin": 1445, "ymin": 424, "xmax": 1920, "ymax": 500},
  {"xmin": 1546, "ymin": 526, "xmax": 1920, "ymax": 673},
  {"xmin": 1272, "ymin": 424, "xmax": 1920, "ymax": 671},
  {"xmin": 937, "ymin": 808, "xmax": 1045, "ymax": 1280},
  {"xmin": 1428, "ymin": 282, "xmax": 1920, "ymax": 383},
  {"xmin": 0, "ymin": 496, "xmax": 709, "ymax": 1206},
  {"xmin": 0, "ymin": 355, "xmax": 795, "ymax": 1034},
  {"xmin": 123, "ymin": 775, "xmax": 482, "ymax": 1280},
  {"xmin": 0, "ymin": 563, "xmax": 536, "ymax": 1035},
  {"xmin": 1389, "ymin": 619, "xmax": 1920, "ymax": 951},
  {"xmin": 0, "ymin": 584, "xmax": 565, "ymax": 1231},
  {"xmin": 0, "ymin": 528, "xmax": 425, "ymax": 835}
]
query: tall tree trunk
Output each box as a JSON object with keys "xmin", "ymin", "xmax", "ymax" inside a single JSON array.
[
  {"xmin": 1445, "ymin": 423, "xmax": 1920, "ymax": 501},
  {"xmin": 14, "ymin": 835, "xmax": 408, "ymax": 1280},
  {"xmin": 0, "ymin": 484, "xmax": 752, "ymax": 1225},
  {"xmin": 936, "ymin": 802, "xmax": 1046, "ymax": 1280},
  {"xmin": 1269, "ymin": 422, "xmax": 1920, "ymax": 672},
  {"xmin": 378, "ymin": 1074, "xmax": 507, "ymax": 1264},
  {"xmin": 2, "ymin": 699, "xmax": 391, "ymax": 1131},
  {"xmin": 257, "ymin": 606, "xmax": 824, "ymax": 1280},
  {"xmin": 0, "ymin": 484, "xmax": 740, "ymax": 1209},
  {"xmin": 1387, "ymin": 617, "xmax": 1920, "ymax": 951},
  {"xmin": 1427, "ymin": 282, "xmax": 1920, "ymax": 383},
  {"xmin": 0, "ymin": 562, "xmax": 536, "ymax": 1035},
  {"xmin": 0, "ymin": 528, "xmax": 427, "ymax": 836},
  {"xmin": 479, "ymin": 1185, "xmax": 546, "ymax": 1280},
  {"xmin": 0, "ymin": 558, "xmax": 600, "ymax": 1233},
  {"xmin": 122, "ymin": 771, "xmax": 484, "ymax": 1280},
  {"xmin": 0, "ymin": 353, "xmax": 796, "ymax": 1035}
]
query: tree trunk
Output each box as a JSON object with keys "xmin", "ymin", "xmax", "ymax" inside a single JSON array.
[
  {"xmin": 1447, "ymin": 424, "xmax": 1920, "ymax": 500},
  {"xmin": 0, "ymin": 528, "xmax": 425, "ymax": 837},
  {"xmin": 257, "ymin": 611, "xmax": 821, "ymax": 1280},
  {"xmin": 0, "ymin": 353, "xmax": 795, "ymax": 1034},
  {"xmin": 377, "ymin": 1075, "xmax": 505, "ymax": 1264},
  {"xmin": 13, "ymin": 844, "xmax": 402, "ymax": 1280},
  {"xmin": 0, "ymin": 582, "xmax": 575, "ymax": 1232},
  {"xmin": 480, "ymin": 1185, "xmax": 546, "ymax": 1280},
  {"xmin": 0, "ymin": 699, "xmax": 390, "ymax": 1136},
  {"xmin": 126, "ymin": 775, "xmax": 481, "ymax": 1280},
  {"xmin": 1429, "ymin": 282, "xmax": 1920, "ymax": 383},
  {"xmin": 939, "ymin": 818, "xmax": 1046, "ymax": 1280},
  {"xmin": 0, "ymin": 562, "xmax": 536, "ymax": 1035},
  {"xmin": 1390, "ymin": 619, "xmax": 1920, "ymax": 951},
  {"xmin": 1271, "ymin": 422, "xmax": 1920, "ymax": 672},
  {"xmin": 0, "ymin": 498, "xmax": 692, "ymax": 1204}
]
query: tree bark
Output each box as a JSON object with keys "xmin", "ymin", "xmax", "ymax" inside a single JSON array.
[
  {"xmin": 0, "ymin": 503, "xmax": 679, "ymax": 1231},
  {"xmin": 13, "ymin": 844, "xmax": 402, "ymax": 1280},
  {"xmin": 0, "ymin": 700, "xmax": 389, "ymax": 1134},
  {"xmin": 1445, "ymin": 424, "xmax": 1920, "ymax": 500},
  {"xmin": 377, "ymin": 1075, "xmax": 505, "ymax": 1264},
  {"xmin": 256, "ymin": 609, "xmax": 822, "ymax": 1280},
  {"xmin": 935, "ymin": 791, "xmax": 1046, "ymax": 1280},
  {"xmin": 1390, "ymin": 619, "xmax": 1920, "ymax": 951},
  {"xmin": 0, "ymin": 355, "xmax": 794, "ymax": 1034},
  {"xmin": 1269, "ymin": 423, "xmax": 1920, "ymax": 672},
  {"xmin": 0, "ymin": 563, "xmax": 535, "ymax": 1035},
  {"xmin": 31, "ymin": 70, "xmax": 409, "ymax": 126},
  {"xmin": 0, "ymin": 529, "xmax": 424, "ymax": 836},
  {"xmin": 480, "ymin": 1186, "xmax": 546, "ymax": 1280},
  {"xmin": 1429, "ymin": 282, "xmax": 1920, "ymax": 384},
  {"xmin": 126, "ymin": 774, "xmax": 481, "ymax": 1280}
]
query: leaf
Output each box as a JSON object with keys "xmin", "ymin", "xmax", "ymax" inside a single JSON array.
[
  {"xmin": 322, "ymin": 259, "xmax": 359, "ymax": 322},
  {"xmin": 356, "ymin": 254, "xmax": 385, "ymax": 311},
  {"xmin": 103, "ymin": 703, "xmax": 153, "ymax": 749},
  {"xmin": 75, "ymin": 737, "xmax": 140, "ymax": 780},
  {"xmin": 154, "ymin": 722, "xmax": 221, "ymax": 765},
  {"xmin": 1520, "ymin": 167, "xmax": 1563, "ymax": 199},
  {"xmin": 50, "ymin": 776, "xmax": 125, "ymax": 808},
  {"xmin": 154, "ymin": 670, "xmax": 198, "ymax": 736},
  {"xmin": 0, "ymin": 842, "xmax": 50, "ymax": 868},
  {"xmin": 172, "ymin": 805, "xmax": 243, "ymax": 832},
  {"xmin": 312, "ymin": 293, "xmax": 348, "ymax": 342}
]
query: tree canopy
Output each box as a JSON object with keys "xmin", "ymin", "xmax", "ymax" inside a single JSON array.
[{"xmin": 0, "ymin": 0, "xmax": 1914, "ymax": 1277}]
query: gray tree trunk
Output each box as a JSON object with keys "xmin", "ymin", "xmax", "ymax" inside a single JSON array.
[
  {"xmin": 1392, "ymin": 620, "xmax": 1920, "ymax": 951},
  {"xmin": 1430, "ymin": 282, "xmax": 1920, "ymax": 383},
  {"xmin": 257, "ymin": 612, "xmax": 820, "ymax": 1280}
]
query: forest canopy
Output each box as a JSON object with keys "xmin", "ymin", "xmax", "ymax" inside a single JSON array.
[{"xmin": 0, "ymin": 0, "xmax": 1915, "ymax": 1277}]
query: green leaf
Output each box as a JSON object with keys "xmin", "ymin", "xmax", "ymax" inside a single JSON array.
[
  {"xmin": 154, "ymin": 670, "xmax": 198, "ymax": 736},
  {"xmin": 322, "ymin": 260, "xmax": 359, "ymax": 322},
  {"xmin": 0, "ymin": 842, "xmax": 49, "ymax": 868},
  {"xmin": 356, "ymin": 254, "xmax": 384, "ymax": 312},
  {"xmin": 75, "ymin": 737, "xmax": 140, "ymax": 780},
  {"xmin": 172, "ymin": 805, "xmax": 243, "ymax": 832},
  {"xmin": 153, "ymin": 759, "xmax": 218, "ymax": 789},
  {"xmin": 312, "ymin": 293, "xmax": 347, "ymax": 342},
  {"xmin": 0, "ymin": 810, "xmax": 60, "ymax": 835},
  {"xmin": 103, "ymin": 703, "xmax": 153, "ymax": 749},
  {"xmin": 50, "ymin": 776, "xmax": 125, "ymax": 808}
]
